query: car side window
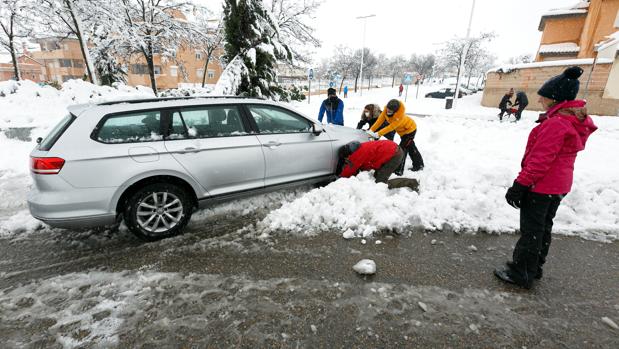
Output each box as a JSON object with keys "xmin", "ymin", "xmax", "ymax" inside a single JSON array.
[
  {"xmin": 248, "ymin": 106, "xmax": 311, "ymax": 134},
  {"xmin": 97, "ymin": 111, "xmax": 162, "ymax": 143},
  {"xmin": 171, "ymin": 106, "xmax": 246, "ymax": 139}
]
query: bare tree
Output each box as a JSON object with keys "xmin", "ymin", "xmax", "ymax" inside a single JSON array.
[
  {"xmin": 410, "ymin": 54, "xmax": 435, "ymax": 83},
  {"xmin": 190, "ymin": 6, "xmax": 225, "ymax": 88},
  {"xmin": 35, "ymin": 0, "xmax": 99, "ymax": 84},
  {"xmin": 438, "ymin": 32, "xmax": 495, "ymax": 85},
  {"xmin": 387, "ymin": 55, "xmax": 407, "ymax": 87},
  {"xmin": 507, "ymin": 54, "xmax": 533, "ymax": 64},
  {"xmin": 267, "ymin": 0, "xmax": 321, "ymax": 64},
  {"xmin": 0, "ymin": 0, "xmax": 31, "ymax": 81},
  {"xmin": 113, "ymin": 0, "xmax": 194, "ymax": 95},
  {"xmin": 328, "ymin": 46, "xmax": 356, "ymax": 93}
]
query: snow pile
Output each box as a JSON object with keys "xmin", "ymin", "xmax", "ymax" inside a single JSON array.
[
  {"xmin": 254, "ymin": 103, "xmax": 619, "ymax": 242},
  {"xmin": 0, "ymin": 79, "xmax": 154, "ymax": 129}
]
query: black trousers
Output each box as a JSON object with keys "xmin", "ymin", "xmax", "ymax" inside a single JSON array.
[
  {"xmin": 396, "ymin": 130, "xmax": 424, "ymax": 173},
  {"xmin": 510, "ymin": 192, "xmax": 563, "ymax": 286},
  {"xmin": 515, "ymin": 105, "xmax": 527, "ymax": 120}
]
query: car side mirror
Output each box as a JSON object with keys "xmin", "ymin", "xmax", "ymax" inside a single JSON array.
[
  {"xmin": 312, "ymin": 123, "xmax": 324, "ymax": 136},
  {"xmin": 36, "ymin": 137, "xmax": 43, "ymax": 144}
]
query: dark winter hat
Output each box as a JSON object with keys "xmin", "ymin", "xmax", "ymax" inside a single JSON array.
[
  {"xmin": 338, "ymin": 141, "xmax": 361, "ymax": 159},
  {"xmin": 386, "ymin": 99, "xmax": 400, "ymax": 112},
  {"xmin": 327, "ymin": 87, "xmax": 337, "ymax": 96},
  {"xmin": 537, "ymin": 66, "xmax": 584, "ymax": 102}
]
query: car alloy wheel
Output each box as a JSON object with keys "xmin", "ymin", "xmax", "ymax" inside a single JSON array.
[{"xmin": 136, "ymin": 191, "xmax": 183, "ymax": 233}]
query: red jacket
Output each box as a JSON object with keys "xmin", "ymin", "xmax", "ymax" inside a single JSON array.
[
  {"xmin": 516, "ymin": 100, "xmax": 597, "ymax": 194},
  {"xmin": 340, "ymin": 140, "xmax": 399, "ymax": 178}
]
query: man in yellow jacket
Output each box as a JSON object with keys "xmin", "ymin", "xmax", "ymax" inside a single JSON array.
[{"xmin": 369, "ymin": 99, "xmax": 424, "ymax": 174}]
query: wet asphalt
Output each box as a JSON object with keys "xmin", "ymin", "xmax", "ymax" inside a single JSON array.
[{"xmin": 0, "ymin": 210, "xmax": 618, "ymax": 348}]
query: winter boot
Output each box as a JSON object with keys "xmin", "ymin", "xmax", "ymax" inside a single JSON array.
[
  {"xmin": 506, "ymin": 261, "xmax": 542, "ymax": 279},
  {"xmin": 387, "ymin": 178, "xmax": 419, "ymax": 192},
  {"xmin": 494, "ymin": 267, "xmax": 532, "ymax": 289}
]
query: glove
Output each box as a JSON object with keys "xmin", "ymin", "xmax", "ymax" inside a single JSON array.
[
  {"xmin": 505, "ymin": 181, "xmax": 529, "ymax": 209},
  {"xmin": 366, "ymin": 130, "xmax": 380, "ymax": 140}
]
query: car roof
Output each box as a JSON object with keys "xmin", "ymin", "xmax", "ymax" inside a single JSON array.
[{"xmin": 67, "ymin": 96, "xmax": 285, "ymax": 117}]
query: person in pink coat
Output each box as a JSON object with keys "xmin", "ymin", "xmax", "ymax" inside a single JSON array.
[{"xmin": 494, "ymin": 66, "xmax": 598, "ymax": 289}]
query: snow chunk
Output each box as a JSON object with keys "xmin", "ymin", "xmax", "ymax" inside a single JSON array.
[
  {"xmin": 418, "ymin": 301, "xmax": 428, "ymax": 312},
  {"xmin": 353, "ymin": 259, "xmax": 376, "ymax": 275},
  {"xmin": 342, "ymin": 229, "xmax": 355, "ymax": 239},
  {"xmin": 468, "ymin": 245, "xmax": 478, "ymax": 252},
  {"xmin": 601, "ymin": 316, "xmax": 618, "ymax": 330}
]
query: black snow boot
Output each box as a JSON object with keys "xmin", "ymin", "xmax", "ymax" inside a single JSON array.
[
  {"xmin": 494, "ymin": 267, "xmax": 532, "ymax": 289},
  {"xmin": 506, "ymin": 261, "xmax": 542, "ymax": 279}
]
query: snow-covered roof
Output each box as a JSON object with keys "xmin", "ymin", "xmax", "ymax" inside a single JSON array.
[
  {"xmin": 538, "ymin": 42, "xmax": 580, "ymax": 55},
  {"xmin": 595, "ymin": 31, "xmax": 619, "ymax": 52},
  {"xmin": 539, "ymin": 1, "xmax": 589, "ymax": 30},
  {"xmin": 487, "ymin": 57, "xmax": 613, "ymax": 74}
]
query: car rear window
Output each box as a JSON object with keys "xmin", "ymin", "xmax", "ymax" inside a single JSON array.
[
  {"xmin": 96, "ymin": 111, "xmax": 163, "ymax": 143},
  {"xmin": 39, "ymin": 114, "xmax": 76, "ymax": 151}
]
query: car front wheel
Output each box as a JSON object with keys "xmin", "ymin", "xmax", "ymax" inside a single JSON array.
[{"xmin": 124, "ymin": 183, "xmax": 193, "ymax": 241}]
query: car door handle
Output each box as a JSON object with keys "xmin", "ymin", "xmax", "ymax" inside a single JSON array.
[
  {"xmin": 178, "ymin": 147, "xmax": 199, "ymax": 154},
  {"xmin": 263, "ymin": 141, "xmax": 281, "ymax": 148}
]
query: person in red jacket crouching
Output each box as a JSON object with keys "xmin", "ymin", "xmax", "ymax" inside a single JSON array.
[
  {"xmin": 337, "ymin": 140, "xmax": 419, "ymax": 191},
  {"xmin": 494, "ymin": 66, "xmax": 598, "ymax": 289}
]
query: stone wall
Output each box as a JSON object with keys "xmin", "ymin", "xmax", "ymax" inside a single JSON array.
[{"xmin": 481, "ymin": 62, "xmax": 619, "ymax": 116}]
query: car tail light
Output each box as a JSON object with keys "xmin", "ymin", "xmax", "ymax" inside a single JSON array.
[{"xmin": 31, "ymin": 157, "xmax": 65, "ymax": 175}]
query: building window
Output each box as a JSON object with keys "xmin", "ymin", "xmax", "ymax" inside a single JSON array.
[
  {"xmin": 195, "ymin": 52, "xmax": 203, "ymax": 60},
  {"xmin": 196, "ymin": 68, "xmax": 204, "ymax": 77},
  {"xmin": 72, "ymin": 59, "xmax": 84, "ymax": 68},
  {"xmin": 170, "ymin": 66, "xmax": 178, "ymax": 77},
  {"xmin": 130, "ymin": 64, "xmax": 149, "ymax": 75},
  {"xmin": 59, "ymin": 59, "xmax": 72, "ymax": 68},
  {"xmin": 63, "ymin": 43, "xmax": 70, "ymax": 51},
  {"xmin": 615, "ymin": 10, "xmax": 619, "ymax": 29},
  {"xmin": 154, "ymin": 65, "xmax": 161, "ymax": 75},
  {"xmin": 207, "ymin": 70, "xmax": 215, "ymax": 79}
]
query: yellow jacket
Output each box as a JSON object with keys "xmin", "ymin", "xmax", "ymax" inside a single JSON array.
[{"xmin": 370, "ymin": 100, "xmax": 417, "ymax": 137}]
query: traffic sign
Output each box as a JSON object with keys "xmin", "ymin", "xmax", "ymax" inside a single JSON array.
[{"xmin": 403, "ymin": 73, "xmax": 413, "ymax": 85}]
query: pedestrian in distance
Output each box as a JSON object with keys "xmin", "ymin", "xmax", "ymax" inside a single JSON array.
[
  {"xmin": 337, "ymin": 140, "xmax": 419, "ymax": 191},
  {"xmin": 495, "ymin": 66, "xmax": 597, "ymax": 289},
  {"xmin": 318, "ymin": 87, "xmax": 344, "ymax": 126},
  {"xmin": 513, "ymin": 91, "xmax": 529, "ymax": 121},
  {"xmin": 368, "ymin": 99, "xmax": 424, "ymax": 175},
  {"xmin": 343, "ymin": 85, "xmax": 349, "ymax": 98},
  {"xmin": 498, "ymin": 88, "xmax": 514, "ymax": 121},
  {"xmin": 356, "ymin": 103, "xmax": 395, "ymax": 141},
  {"xmin": 398, "ymin": 83, "xmax": 404, "ymax": 97}
]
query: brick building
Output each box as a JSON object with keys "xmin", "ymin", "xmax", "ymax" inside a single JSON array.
[{"xmin": 482, "ymin": 0, "xmax": 619, "ymax": 116}]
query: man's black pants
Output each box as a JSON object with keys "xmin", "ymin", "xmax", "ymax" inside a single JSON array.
[
  {"xmin": 510, "ymin": 192, "xmax": 563, "ymax": 286},
  {"xmin": 515, "ymin": 104, "xmax": 527, "ymax": 120},
  {"xmin": 396, "ymin": 130, "xmax": 424, "ymax": 173}
]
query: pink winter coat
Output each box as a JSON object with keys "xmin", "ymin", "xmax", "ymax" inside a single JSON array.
[{"xmin": 515, "ymin": 100, "xmax": 597, "ymax": 195}]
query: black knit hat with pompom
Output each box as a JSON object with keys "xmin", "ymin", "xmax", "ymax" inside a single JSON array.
[{"xmin": 537, "ymin": 66, "xmax": 584, "ymax": 102}]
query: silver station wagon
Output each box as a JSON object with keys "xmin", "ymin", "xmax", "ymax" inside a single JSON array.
[{"xmin": 28, "ymin": 97, "xmax": 368, "ymax": 240}]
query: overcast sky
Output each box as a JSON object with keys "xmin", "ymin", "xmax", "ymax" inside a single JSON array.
[{"xmin": 311, "ymin": 0, "xmax": 574, "ymax": 63}]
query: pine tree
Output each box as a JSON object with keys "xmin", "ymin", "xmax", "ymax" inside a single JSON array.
[{"xmin": 220, "ymin": 0, "xmax": 292, "ymax": 100}]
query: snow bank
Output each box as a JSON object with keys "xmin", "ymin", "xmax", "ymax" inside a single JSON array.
[{"xmin": 0, "ymin": 79, "xmax": 154, "ymax": 130}]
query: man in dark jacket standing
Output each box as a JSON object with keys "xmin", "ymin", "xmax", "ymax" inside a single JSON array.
[
  {"xmin": 512, "ymin": 91, "xmax": 529, "ymax": 121},
  {"xmin": 498, "ymin": 88, "xmax": 514, "ymax": 121},
  {"xmin": 318, "ymin": 88, "xmax": 344, "ymax": 126}
]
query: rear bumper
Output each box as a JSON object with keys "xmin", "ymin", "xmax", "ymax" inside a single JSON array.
[
  {"xmin": 32, "ymin": 213, "xmax": 117, "ymax": 229},
  {"xmin": 28, "ymin": 178, "xmax": 119, "ymax": 229}
]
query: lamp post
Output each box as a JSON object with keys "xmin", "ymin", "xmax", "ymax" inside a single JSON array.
[
  {"xmin": 453, "ymin": 0, "xmax": 476, "ymax": 108},
  {"xmin": 356, "ymin": 14, "xmax": 376, "ymax": 96}
]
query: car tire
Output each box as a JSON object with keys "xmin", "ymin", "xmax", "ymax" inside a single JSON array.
[{"xmin": 124, "ymin": 183, "xmax": 193, "ymax": 241}]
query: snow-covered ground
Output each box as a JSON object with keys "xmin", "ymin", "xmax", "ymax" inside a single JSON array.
[{"xmin": 1, "ymin": 80, "xmax": 618, "ymax": 242}]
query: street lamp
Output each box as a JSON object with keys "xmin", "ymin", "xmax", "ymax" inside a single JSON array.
[
  {"xmin": 453, "ymin": 0, "xmax": 476, "ymax": 108},
  {"xmin": 356, "ymin": 14, "xmax": 376, "ymax": 97}
]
